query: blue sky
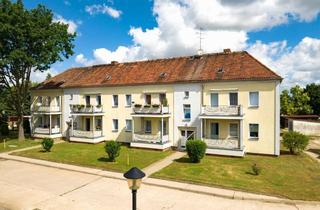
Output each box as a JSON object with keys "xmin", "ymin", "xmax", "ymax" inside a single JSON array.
[{"xmin": 24, "ymin": 0, "xmax": 320, "ymax": 88}]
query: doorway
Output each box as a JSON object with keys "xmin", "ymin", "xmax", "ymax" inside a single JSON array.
[
  {"xmin": 180, "ymin": 128, "xmax": 196, "ymax": 148},
  {"xmin": 85, "ymin": 118, "xmax": 90, "ymax": 131}
]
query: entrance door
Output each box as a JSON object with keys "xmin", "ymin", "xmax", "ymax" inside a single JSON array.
[
  {"xmin": 210, "ymin": 123, "xmax": 219, "ymax": 139},
  {"xmin": 180, "ymin": 129, "xmax": 196, "ymax": 147},
  {"xmin": 85, "ymin": 118, "xmax": 90, "ymax": 131}
]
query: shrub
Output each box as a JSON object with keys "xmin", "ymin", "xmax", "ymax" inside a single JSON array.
[
  {"xmin": 41, "ymin": 138, "xmax": 54, "ymax": 152},
  {"xmin": 0, "ymin": 123, "xmax": 9, "ymax": 136},
  {"xmin": 251, "ymin": 163, "xmax": 261, "ymax": 175},
  {"xmin": 282, "ymin": 131, "xmax": 309, "ymax": 155},
  {"xmin": 105, "ymin": 141, "xmax": 121, "ymax": 162},
  {"xmin": 23, "ymin": 120, "xmax": 31, "ymax": 134},
  {"xmin": 186, "ymin": 139, "xmax": 207, "ymax": 163}
]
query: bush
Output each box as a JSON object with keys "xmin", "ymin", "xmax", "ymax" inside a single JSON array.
[
  {"xmin": 251, "ymin": 163, "xmax": 261, "ymax": 175},
  {"xmin": 282, "ymin": 131, "xmax": 309, "ymax": 155},
  {"xmin": 41, "ymin": 138, "xmax": 54, "ymax": 152},
  {"xmin": 0, "ymin": 123, "xmax": 9, "ymax": 136},
  {"xmin": 186, "ymin": 139, "xmax": 207, "ymax": 163},
  {"xmin": 105, "ymin": 141, "xmax": 121, "ymax": 162},
  {"xmin": 23, "ymin": 120, "xmax": 31, "ymax": 134}
]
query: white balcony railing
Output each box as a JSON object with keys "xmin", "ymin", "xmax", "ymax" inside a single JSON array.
[
  {"xmin": 133, "ymin": 105, "xmax": 169, "ymax": 114},
  {"xmin": 201, "ymin": 105, "xmax": 243, "ymax": 116},
  {"xmin": 34, "ymin": 127, "xmax": 61, "ymax": 134},
  {"xmin": 33, "ymin": 106, "xmax": 61, "ymax": 112},
  {"xmin": 133, "ymin": 133, "xmax": 169, "ymax": 143},
  {"xmin": 70, "ymin": 105, "xmax": 103, "ymax": 113},
  {"xmin": 72, "ymin": 130, "xmax": 102, "ymax": 138},
  {"xmin": 203, "ymin": 138, "xmax": 239, "ymax": 149}
]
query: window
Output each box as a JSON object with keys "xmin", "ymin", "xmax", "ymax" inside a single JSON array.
[
  {"xmin": 249, "ymin": 124, "xmax": 259, "ymax": 138},
  {"xmin": 45, "ymin": 96, "xmax": 51, "ymax": 106},
  {"xmin": 112, "ymin": 119, "xmax": 118, "ymax": 131},
  {"xmin": 159, "ymin": 93, "xmax": 166, "ymax": 104},
  {"xmin": 85, "ymin": 95, "xmax": 90, "ymax": 106},
  {"xmin": 145, "ymin": 94, "xmax": 151, "ymax": 105},
  {"xmin": 112, "ymin": 95, "xmax": 118, "ymax": 107},
  {"xmin": 183, "ymin": 104, "xmax": 191, "ymax": 120},
  {"xmin": 126, "ymin": 95, "xmax": 132, "ymax": 107},
  {"xmin": 229, "ymin": 123, "xmax": 238, "ymax": 138},
  {"xmin": 70, "ymin": 94, "xmax": 73, "ymax": 100},
  {"xmin": 210, "ymin": 93, "xmax": 219, "ymax": 107},
  {"xmin": 249, "ymin": 92, "xmax": 259, "ymax": 107},
  {"xmin": 159, "ymin": 120, "xmax": 167, "ymax": 135},
  {"xmin": 96, "ymin": 95, "xmax": 101, "ymax": 106},
  {"xmin": 210, "ymin": 123, "xmax": 219, "ymax": 139},
  {"xmin": 184, "ymin": 91, "xmax": 189, "ymax": 98},
  {"xmin": 145, "ymin": 120, "xmax": 152, "ymax": 133},
  {"xmin": 125, "ymin": 119, "xmax": 132, "ymax": 132},
  {"xmin": 55, "ymin": 96, "xmax": 60, "ymax": 106},
  {"xmin": 96, "ymin": 118, "xmax": 102, "ymax": 130},
  {"xmin": 37, "ymin": 96, "xmax": 43, "ymax": 104},
  {"xmin": 229, "ymin": 92, "xmax": 238, "ymax": 106}
]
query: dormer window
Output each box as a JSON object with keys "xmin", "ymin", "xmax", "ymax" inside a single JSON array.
[
  {"xmin": 217, "ymin": 67, "xmax": 224, "ymax": 73},
  {"xmin": 159, "ymin": 72, "xmax": 167, "ymax": 78}
]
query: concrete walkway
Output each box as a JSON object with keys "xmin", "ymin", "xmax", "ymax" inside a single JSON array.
[
  {"xmin": 1, "ymin": 150, "xmax": 320, "ymax": 207},
  {"xmin": 143, "ymin": 151, "xmax": 185, "ymax": 177},
  {"xmin": 0, "ymin": 159, "xmax": 319, "ymax": 210},
  {"xmin": 305, "ymin": 138, "xmax": 320, "ymax": 163}
]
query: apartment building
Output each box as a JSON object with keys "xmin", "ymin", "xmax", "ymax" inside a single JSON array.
[{"xmin": 30, "ymin": 50, "xmax": 282, "ymax": 156}]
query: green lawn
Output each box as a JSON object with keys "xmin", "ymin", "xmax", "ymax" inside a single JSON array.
[
  {"xmin": 152, "ymin": 150, "xmax": 320, "ymax": 201},
  {"xmin": 0, "ymin": 138, "xmax": 40, "ymax": 153},
  {"xmin": 13, "ymin": 142, "xmax": 173, "ymax": 172}
]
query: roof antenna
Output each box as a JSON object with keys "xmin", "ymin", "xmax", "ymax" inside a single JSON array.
[{"xmin": 196, "ymin": 27, "xmax": 204, "ymax": 56}]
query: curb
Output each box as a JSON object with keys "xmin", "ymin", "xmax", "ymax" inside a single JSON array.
[{"xmin": 1, "ymin": 153, "xmax": 320, "ymax": 207}]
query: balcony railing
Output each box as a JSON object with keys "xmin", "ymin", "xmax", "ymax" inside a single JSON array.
[
  {"xmin": 203, "ymin": 138, "xmax": 239, "ymax": 149},
  {"xmin": 72, "ymin": 130, "xmax": 102, "ymax": 138},
  {"xmin": 34, "ymin": 127, "xmax": 61, "ymax": 134},
  {"xmin": 201, "ymin": 105, "xmax": 243, "ymax": 116},
  {"xmin": 133, "ymin": 133, "xmax": 169, "ymax": 143},
  {"xmin": 33, "ymin": 106, "xmax": 61, "ymax": 112},
  {"xmin": 133, "ymin": 105, "xmax": 169, "ymax": 114},
  {"xmin": 70, "ymin": 105, "xmax": 103, "ymax": 113}
]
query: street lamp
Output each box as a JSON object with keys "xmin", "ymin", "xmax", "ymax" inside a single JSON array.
[{"xmin": 123, "ymin": 167, "xmax": 146, "ymax": 210}]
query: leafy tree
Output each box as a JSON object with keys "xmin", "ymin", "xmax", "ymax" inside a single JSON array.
[
  {"xmin": 0, "ymin": 0, "xmax": 75, "ymax": 141},
  {"xmin": 280, "ymin": 85, "xmax": 313, "ymax": 115},
  {"xmin": 282, "ymin": 131, "xmax": 309, "ymax": 155},
  {"xmin": 305, "ymin": 83, "xmax": 320, "ymax": 115},
  {"xmin": 46, "ymin": 73, "xmax": 52, "ymax": 80}
]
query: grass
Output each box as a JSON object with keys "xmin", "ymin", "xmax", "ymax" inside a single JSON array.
[
  {"xmin": 152, "ymin": 149, "xmax": 320, "ymax": 201},
  {"xmin": 13, "ymin": 142, "xmax": 173, "ymax": 172},
  {"xmin": 0, "ymin": 133, "xmax": 40, "ymax": 153}
]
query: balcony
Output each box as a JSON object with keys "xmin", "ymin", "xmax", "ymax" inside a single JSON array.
[
  {"xmin": 132, "ymin": 104, "xmax": 169, "ymax": 115},
  {"xmin": 133, "ymin": 133, "xmax": 169, "ymax": 144},
  {"xmin": 33, "ymin": 105, "xmax": 61, "ymax": 113},
  {"xmin": 70, "ymin": 130, "xmax": 104, "ymax": 143},
  {"xmin": 70, "ymin": 105, "xmax": 103, "ymax": 114},
  {"xmin": 34, "ymin": 127, "xmax": 61, "ymax": 134},
  {"xmin": 201, "ymin": 105, "xmax": 243, "ymax": 117}
]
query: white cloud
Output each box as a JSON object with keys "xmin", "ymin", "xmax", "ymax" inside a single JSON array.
[
  {"xmin": 75, "ymin": 0, "xmax": 320, "ymax": 88},
  {"xmin": 53, "ymin": 15, "xmax": 78, "ymax": 34},
  {"xmin": 31, "ymin": 68, "xmax": 59, "ymax": 83},
  {"xmin": 85, "ymin": 4, "xmax": 122, "ymax": 18},
  {"xmin": 248, "ymin": 37, "xmax": 320, "ymax": 89}
]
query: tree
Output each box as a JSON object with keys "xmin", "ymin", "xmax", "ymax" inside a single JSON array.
[
  {"xmin": 46, "ymin": 73, "xmax": 52, "ymax": 80},
  {"xmin": 305, "ymin": 83, "xmax": 320, "ymax": 115},
  {"xmin": 0, "ymin": 0, "xmax": 75, "ymax": 141},
  {"xmin": 280, "ymin": 85, "xmax": 313, "ymax": 115}
]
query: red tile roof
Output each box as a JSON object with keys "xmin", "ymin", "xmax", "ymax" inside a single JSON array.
[{"xmin": 32, "ymin": 51, "xmax": 282, "ymax": 90}]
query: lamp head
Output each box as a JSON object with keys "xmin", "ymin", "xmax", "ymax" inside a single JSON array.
[{"xmin": 124, "ymin": 167, "xmax": 146, "ymax": 190}]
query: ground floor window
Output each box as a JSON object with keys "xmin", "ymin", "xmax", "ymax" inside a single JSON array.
[
  {"xmin": 96, "ymin": 118, "xmax": 102, "ymax": 130},
  {"xmin": 210, "ymin": 123, "xmax": 219, "ymax": 139},
  {"xmin": 125, "ymin": 119, "xmax": 132, "ymax": 132},
  {"xmin": 229, "ymin": 123, "xmax": 238, "ymax": 138},
  {"xmin": 249, "ymin": 123, "xmax": 259, "ymax": 138},
  {"xmin": 112, "ymin": 119, "xmax": 118, "ymax": 131},
  {"xmin": 145, "ymin": 120, "xmax": 152, "ymax": 133}
]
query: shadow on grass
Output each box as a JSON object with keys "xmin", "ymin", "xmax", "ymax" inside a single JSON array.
[
  {"xmin": 280, "ymin": 149, "xmax": 292, "ymax": 155},
  {"xmin": 98, "ymin": 157, "xmax": 115, "ymax": 163},
  {"xmin": 174, "ymin": 157, "xmax": 194, "ymax": 164},
  {"xmin": 245, "ymin": 171, "xmax": 258, "ymax": 176}
]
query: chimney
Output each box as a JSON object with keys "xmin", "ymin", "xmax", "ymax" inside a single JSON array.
[
  {"xmin": 223, "ymin": 48, "xmax": 231, "ymax": 54},
  {"xmin": 110, "ymin": 61, "xmax": 119, "ymax": 65}
]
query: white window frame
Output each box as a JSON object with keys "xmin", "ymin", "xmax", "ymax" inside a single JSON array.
[
  {"xmin": 249, "ymin": 123, "xmax": 259, "ymax": 139},
  {"xmin": 112, "ymin": 119, "xmax": 118, "ymax": 132},
  {"xmin": 249, "ymin": 91, "xmax": 259, "ymax": 107},
  {"xmin": 125, "ymin": 94, "xmax": 132, "ymax": 107},
  {"xmin": 229, "ymin": 123, "xmax": 239, "ymax": 138},
  {"xmin": 183, "ymin": 104, "xmax": 191, "ymax": 120},
  {"xmin": 112, "ymin": 95, "xmax": 118, "ymax": 107},
  {"xmin": 125, "ymin": 119, "xmax": 132, "ymax": 132}
]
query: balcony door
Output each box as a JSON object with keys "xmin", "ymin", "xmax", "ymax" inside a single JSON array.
[
  {"xmin": 210, "ymin": 93, "xmax": 219, "ymax": 107},
  {"xmin": 210, "ymin": 123, "xmax": 219, "ymax": 139},
  {"xmin": 229, "ymin": 92, "xmax": 238, "ymax": 106},
  {"xmin": 85, "ymin": 118, "xmax": 90, "ymax": 131}
]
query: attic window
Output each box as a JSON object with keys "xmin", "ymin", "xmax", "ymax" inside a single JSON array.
[
  {"xmin": 159, "ymin": 72, "xmax": 167, "ymax": 78},
  {"xmin": 105, "ymin": 74, "xmax": 112, "ymax": 80},
  {"xmin": 216, "ymin": 67, "xmax": 224, "ymax": 73}
]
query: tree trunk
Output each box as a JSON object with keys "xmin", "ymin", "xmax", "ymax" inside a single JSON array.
[{"xmin": 18, "ymin": 115, "xmax": 25, "ymax": 141}]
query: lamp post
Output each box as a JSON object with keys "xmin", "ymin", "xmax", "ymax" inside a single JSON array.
[{"xmin": 123, "ymin": 167, "xmax": 146, "ymax": 210}]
